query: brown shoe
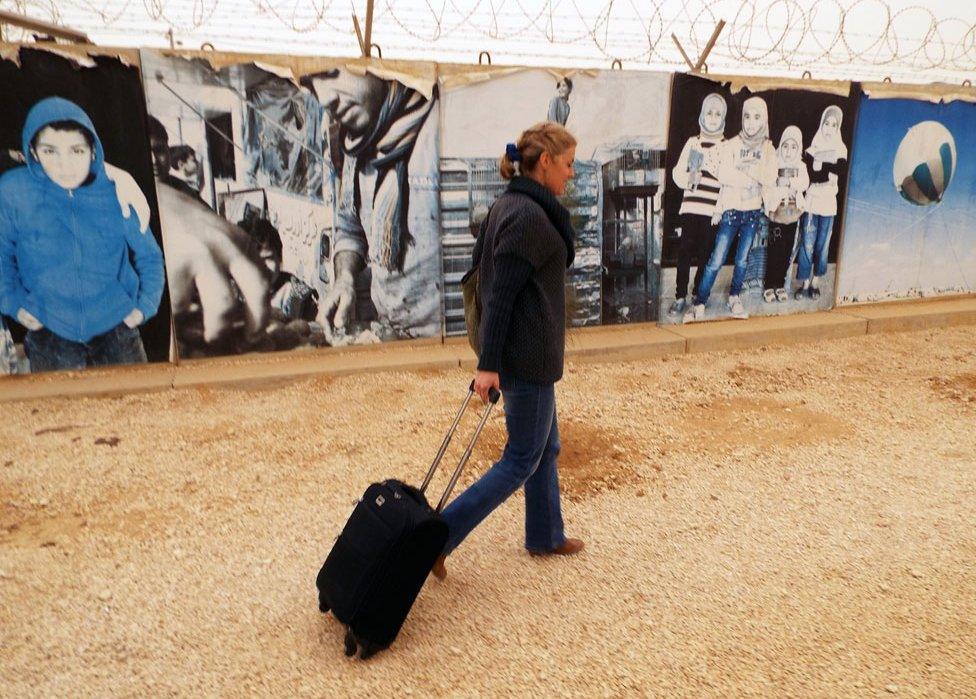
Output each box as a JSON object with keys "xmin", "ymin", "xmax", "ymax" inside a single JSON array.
[
  {"xmin": 431, "ymin": 554, "xmax": 447, "ymax": 581},
  {"xmin": 529, "ymin": 538, "xmax": 584, "ymax": 557}
]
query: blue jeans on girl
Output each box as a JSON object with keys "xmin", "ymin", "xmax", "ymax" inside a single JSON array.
[
  {"xmin": 696, "ymin": 209, "xmax": 761, "ymax": 304},
  {"xmin": 25, "ymin": 323, "xmax": 147, "ymax": 373},
  {"xmin": 441, "ymin": 375, "xmax": 566, "ymax": 555},
  {"xmin": 797, "ymin": 213, "xmax": 834, "ymax": 281}
]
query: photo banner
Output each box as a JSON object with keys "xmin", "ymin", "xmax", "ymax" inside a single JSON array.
[
  {"xmin": 836, "ymin": 92, "xmax": 976, "ymax": 304},
  {"xmin": 440, "ymin": 67, "xmax": 671, "ymax": 331},
  {"xmin": 659, "ymin": 73, "xmax": 858, "ymax": 324},
  {"xmin": 0, "ymin": 46, "xmax": 170, "ymax": 376},
  {"xmin": 140, "ymin": 50, "xmax": 443, "ymax": 359}
]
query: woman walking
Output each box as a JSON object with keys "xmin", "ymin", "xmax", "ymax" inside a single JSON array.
[{"xmin": 433, "ymin": 122, "xmax": 584, "ymax": 580}]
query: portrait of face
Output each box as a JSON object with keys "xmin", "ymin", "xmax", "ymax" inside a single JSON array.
[
  {"xmin": 32, "ymin": 125, "xmax": 93, "ymax": 190},
  {"xmin": 557, "ymin": 79, "xmax": 571, "ymax": 99},
  {"xmin": 702, "ymin": 102, "xmax": 724, "ymax": 134},
  {"xmin": 822, "ymin": 114, "xmax": 840, "ymax": 139},
  {"xmin": 306, "ymin": 68, "xmax": 387, "ymax": 136},
  {"xmin": 780, "ymin": 138, "xmax": 800, "ymax": 162},
  {"xmin": 742, "ymin": 103, "xmax": 767, "ymax": 137},
  {"xmin": 541, "ymin": 145, "xmax": 576, "ymax": 196},
  {"xmin": 180, "ymin": 153, "xmax": 198, "ymax": 178}
]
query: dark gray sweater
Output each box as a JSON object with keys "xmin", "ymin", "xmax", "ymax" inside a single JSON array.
[{"xmin": 474, "ymin": 177, "xmax": 575, "ymax": 385}]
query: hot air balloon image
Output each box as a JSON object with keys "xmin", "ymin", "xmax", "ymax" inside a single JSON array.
[{"xmin": 892, "ymin": 120, "xmax": 956, "ymax": 206}]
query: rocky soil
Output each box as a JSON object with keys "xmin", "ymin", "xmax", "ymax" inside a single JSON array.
[{"xmin": 1, "ymin": 325, "xmax": 974, "ymax": 697}]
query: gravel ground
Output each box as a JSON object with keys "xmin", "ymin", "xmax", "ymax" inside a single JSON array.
[{"xmin": 1, "ymin": 325, "xmax": 974, "ymax": 697}]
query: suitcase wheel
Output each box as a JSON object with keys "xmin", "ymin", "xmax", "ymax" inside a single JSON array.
[
  {"xmin": 343, "ymin": 628, "xmax": 358, "ymax": 657},
  {"xmin": 359, "ymin": 639, "xmax": 382, "ymax": 660}
]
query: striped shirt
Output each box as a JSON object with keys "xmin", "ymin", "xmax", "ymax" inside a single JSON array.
[{"xmin": 672, "ymin": 136, "xmax": 722, "ymax": 218}]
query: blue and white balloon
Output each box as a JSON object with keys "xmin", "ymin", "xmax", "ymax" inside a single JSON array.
[{"xmin": 893, "ymin": 120, "xmax": 956, "ymax": 206}]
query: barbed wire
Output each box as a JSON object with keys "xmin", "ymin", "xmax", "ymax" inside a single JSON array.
[{"xmin": 1, "ymin": 1, "xmax": 973, "ymax": 80}]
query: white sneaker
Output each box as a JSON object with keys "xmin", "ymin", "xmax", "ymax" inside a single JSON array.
[
  {"xmin": 727, "ymin": 295, "xmax": 749, "ymax": 319},
  {"xmin": 682, "ymin": 303, "xmax": 705, "ymax": 324},
  {"xmin": 668, "ymin": 298, "xmax": 687, "ymax": 316}
]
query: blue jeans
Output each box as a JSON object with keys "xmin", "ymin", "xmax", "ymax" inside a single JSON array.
[
  {"xmin": 695, "ymin": 209, "xmax": 761, "ymax": 303},
  {"xmin": 25, "ymin": 323, "xmax": 147, "ymax": 373},
  {"xmin": 441, "ymin": 375, "xmax": 566, "ymax": 555},
  {"xmin": 797, "ymin": 213, "xmax": 834, "ymax": 281}
]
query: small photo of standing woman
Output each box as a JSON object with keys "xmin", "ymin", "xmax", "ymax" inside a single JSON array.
[
  {"xmin": 547, "ymin": 77, "xmax": 572, "ymax": 126},
  {"xmin": 668, "ymin": 92, "xmax": 727, "ymax": 316},
  {"xmin": 796, "ymin": 105, "xmax": 847, "ymax": 299},
  {"xmin": 762, "ymin": 125, "xmax": 810, "ymax": 303},
  {"xmin": 0, "ymin": 97, "xmax": 164, "ymax": 372}
]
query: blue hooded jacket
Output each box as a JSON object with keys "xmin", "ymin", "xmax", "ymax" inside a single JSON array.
[{"xmin": 0, "ymin": 97, "xmax": 164, "ymax": 343}]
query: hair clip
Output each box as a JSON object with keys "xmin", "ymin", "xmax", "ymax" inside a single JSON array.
[{"xmin": 505, "ymin": 143, "xmax": 522, "ymax": 162}]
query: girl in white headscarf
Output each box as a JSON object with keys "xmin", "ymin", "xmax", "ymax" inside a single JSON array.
[
  {"xmin": 668, "ymin": 92, "xmax": 727, "ymax": 317},
  {"xmin": 684, "ymin": 95, "xmax": 776, "ymax": 323},
  {"xmin": 762, "ymin": 125, "xmax": 810, "ymax": 303},
  {"xmin": 795, "ymin": 105, "xmax": 847, "ymax": 299}
]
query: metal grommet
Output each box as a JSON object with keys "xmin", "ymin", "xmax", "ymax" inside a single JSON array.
[
  {"xmin": 964, "ymin": 79, "xmax": 972, "ymax": 87},
  {"xmin": 802, "ymin": 70, "xmax": 812, "ymax": 79},
  {"xmin": 370, "ymin": 43, "xmax": 382, "ymax": 59},
  {"xmin": 883, "ymin": 76, "xmax": 892, "ymax": 83},
  {"xmin": 200, "ymin": 42, "xmax": 215, "ymax": 51},
  {"xmin": 611, "ymin": 59, "xmax": 622, "ymax": 70},
  {"xmin": 478, "ymin": 50, "xmax": 491, "ymax": 66}
]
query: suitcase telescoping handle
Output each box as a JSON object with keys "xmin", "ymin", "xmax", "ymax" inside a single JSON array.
[{"xmin": 418, "ymin": 380, "xmax": 501, "ymax": 513}]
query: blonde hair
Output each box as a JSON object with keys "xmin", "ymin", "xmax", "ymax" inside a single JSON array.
[{"xmin": 500, "ymin": 121, "xmax": 577, "ymax": 180}]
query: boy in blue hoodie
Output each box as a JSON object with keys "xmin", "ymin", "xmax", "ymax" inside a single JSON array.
[{"xmin": 0, "ymin": 97, "xmax": 165, "ymax": 372}]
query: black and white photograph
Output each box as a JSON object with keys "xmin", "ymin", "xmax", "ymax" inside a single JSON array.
[
  {"xmin": 0, "ymin": 46, "xmax": 169, "ymax": 374},
  {"xmin": 659, "ymin": 73, "xmax": 859, "ymax": 324},
  {"xmin": 439, "ymin": 67, "xmax": 671, "ymax": 331},
  {"xmin": 140, "ymin": 50, "xmax": 443, "ymax": 358}
]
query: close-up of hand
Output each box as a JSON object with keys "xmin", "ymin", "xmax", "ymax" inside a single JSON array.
[
  {"xmin": 104, "ymin": 162, "xmax": 152, "ymax": 233},
  {"xmin": 123, "ymin": 308, "xmax": 145, "ymax": 329},
  {"xmin": 16, "ymin": 307, "xmax": 42, "ymax": 331},
  {"xmin": 318, "ymin": 250, "xmax": 364, "ymax": 342},
  {"xmin": 473, "ymin": 369, "xmax": 500, "ymax": 404},
  {"xmin": 156, "ymin": 183, "xmax": 270, "ymax": 345}
]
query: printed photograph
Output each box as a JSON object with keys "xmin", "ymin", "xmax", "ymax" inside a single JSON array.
[
  {"xmin": 0, "ymin": 46, "xmax": 169, "ymax": 375},
  {"xmin": 836, "ymin": 93, "xmax": 975, "ymax": 304},
  {"xmin": 140, "ymin": 50, "xmax": 442, "ymax": 358},
  {"xmin": 439, "ymin": 68, "xmax": 670, "ymax": 332},
  {"xmin": 659, "ymin": 73, "xmax": 858, "ymax": 324}
]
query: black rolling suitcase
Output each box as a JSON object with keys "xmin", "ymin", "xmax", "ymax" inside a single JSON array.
[{"xmin": 316, "ymin": 382, "xmax": 500, "ymax": 659}]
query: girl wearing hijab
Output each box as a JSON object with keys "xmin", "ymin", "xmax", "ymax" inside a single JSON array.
[
  {"xmin": 547, "ymin": 77, "xmax": 572, "ymax": 126},
  {"xmin": 684, "ymin": 95, "xmax": 776, "ymax": 322},
  {"xmin": 762, "ymin": 125, "xmax": 810, "ymax": 303},
  {"xmin": 668, "ymin": 92, "xmax": 727, "ymax": 316},
  {"xmin": 796, "ymin": 105, "xmax": 847, "ymax": 299}
]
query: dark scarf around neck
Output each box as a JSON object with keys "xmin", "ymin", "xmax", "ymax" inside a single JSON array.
[{"xmin": 507, "ymin": 176, "xmax": 576, "ymax": 267}]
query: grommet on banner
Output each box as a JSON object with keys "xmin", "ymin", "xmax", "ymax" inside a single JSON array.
[
  {"xmin": 964, "ymin": 79, "xmax": 972, "ymax": 87},
  {"xmin": 200, "ymin": 42, "xmax": 215, "ymax": 51},
  {"xmin": 883, "ymin": 76, "xmax": 892, "ymax": 83},
  {"xmin": 370, "ymin": 43, "xmax": 382, "ymax": 59},
  {"xmin": 478, "ymin": 51, "xmax": 491, "ymax": 65},
  {"xmin": 611, "ymin": 59, "xmax": 622, "ymax": 70},
  {"xmin": 801, "ymin": 70, "xmax": 812, "ymax": 79}
]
